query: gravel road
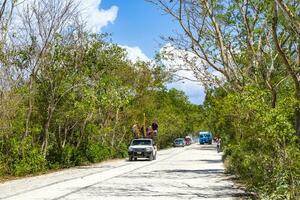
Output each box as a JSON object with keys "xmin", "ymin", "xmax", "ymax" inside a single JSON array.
[{"xmin": 0, "ymin": 144, "xmax": 248, "ymax": 200}]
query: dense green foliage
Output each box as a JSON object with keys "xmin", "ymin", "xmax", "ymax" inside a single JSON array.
[
  {"xmin": 1, "ymin": 0, "xmax": 300, "ymax": 199},
  {"xmin": 1, "ymin": 37, "xmax": 198, "ymax": 175},
  {"xmin": 0, "ymin": 32, "xmax": 202, "ymax": 176},
  {"xmin": 201, "ymin": 86, "xmax": 300, "ymax": 199},
  {"xmin": 151, "ymin": 0, "xmax": 300, "ymax": 199}
]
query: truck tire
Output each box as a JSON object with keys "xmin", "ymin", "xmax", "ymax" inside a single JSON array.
[
  {"xmin": 129, "ymin": 156, "xmax": 133, "ymax": 161},
  {"xmin": 149, "ymin": 153, "xmax": 153, "ymax": 161}
]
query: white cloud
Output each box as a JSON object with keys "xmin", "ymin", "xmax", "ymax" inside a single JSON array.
[
  {"xmin": 13, "ymin": 0, "xmax": 118, "ymax": 34},
  {"xmin": 120, "ymin": 45, "xmax": 151, "ymax": 63},
  {"xmin": 79, "ymin": 0, "xmax": 118, "ymax": 32},
  {"xmin": 160, "ymin": 43, "xmax": 206, "ymax": 104},
  {"xmin": 120, "ymin": 44, "xmax": 204, "ymax": 104},
  {"xmin": 166, "ymin": 80, "xmax": 205, "ymax": 104}
]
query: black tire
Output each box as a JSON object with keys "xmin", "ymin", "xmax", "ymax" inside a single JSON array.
[
  {"xmin": 149, "ymin": 153, "xmax": 153, "ymax": 161},
  {"xmin": 129, "ymin": 156, "xmax": 133, "ymax": 161},
  {"xmin": 134, "ymin": 158, "xmax": 137, "ymax": 161}
]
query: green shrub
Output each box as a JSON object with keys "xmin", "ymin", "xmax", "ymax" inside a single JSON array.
[
  {"xmin": 61, "ymin": 144, "xmax": 77, "ymax": 167},
  {"xmin": 85, "ymin": 143, "xmax": 111, "ymax": 163},
  {"xmin": 13, "ymin": 147, "xmax": 46, "ymax": 176},
  {"xmin": 115, "ymin": 143, "xmax": 128, "ymax": 158},
  {"xmin": 0, "ymin": 154, "xmax": 6, "ymax": 176}
]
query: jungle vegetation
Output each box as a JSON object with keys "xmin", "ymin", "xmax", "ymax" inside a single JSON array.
[
  {"xmin": 150, "ymin": 0, "xmax": 300, "ymax": 199},
  {"xmin": 0, "ymin": 0, "xmax": 202, "ymax": 177}
]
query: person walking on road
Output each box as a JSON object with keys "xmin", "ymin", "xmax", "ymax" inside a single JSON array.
[{"xmin": 217, "ymin": 138, "xmax": 222, "ymax": 153}]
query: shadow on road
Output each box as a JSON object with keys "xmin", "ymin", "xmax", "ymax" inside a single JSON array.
[
  {"xmin": 49, "ymin": 151, "xmax": 256, "ymax": 200},
  {"xmin": 120, "ymin": 168, "xmax": 225, "ymax": 180},
  {"xmin": 71, "ymin": 182, "xmax": 256, "ymax": 199},
  {"xmin": 159, "ymin": 168, "xmax": 224, "ymax": 175},
  {"xmin": 125, "ymin": 159, "xmax": 151, "ymax": 162},
  {"xmin": 192, "ymin": 145, "xmax": 216, "ymax": 151},
  {"xmin": 182, "ymin": 159, "xmax": 222, "ymax": 164}
]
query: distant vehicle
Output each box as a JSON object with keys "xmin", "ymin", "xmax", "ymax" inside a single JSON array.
[
  {"xmin": 128, "ymin": 139, "xmax": 157, "ymax": 161},
  {"xmin": 199, "ymin": 131, "xmax": 213, "ymax": 144},
  {"xmin": 173, "ymin": 138, "xmax": 185, "ymax": 147},
  {"xmin": 184, "ymin": 136, "xmax": 192, "ymax": 145}
]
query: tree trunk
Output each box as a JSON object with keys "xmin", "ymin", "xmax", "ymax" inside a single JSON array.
[
  {"xmin": 294, "ymin": 89, "xmax": 300, "ymax": 137},
  {"xmin": 20, "ymin": 76, "xmax": 34, "ymax": 158},
  {"xmin": 54, "ymin": 124, "xmax": 62, "ymax": 154},
  {"xmin": 118, "ymin": 126, "xmax": 127, "ymax": 147},
  {"xmin": 271, "ymin": 89, "xmax": 277, "ymax": 109},
  {"xmin": 42, "ymin": 105, "xmax": 54, "ymax": 158},
  {"xmin": 62, "ymin": 127, "xmax": 68, "ymax": 149},
  {"xmin": 111, "ymin": 108, "xmax": 120, "ymax": 148},
  {"xmin": 23, "ymin": 76, "xmax": 33, "ymax": 141},
  {"xmin": 265, "ymin": 80, "xmax": 277, "ymax": 109},
  {"xmin": 110, "ymin": 132, "xmax": 116, "ymax": 148},
  {"xmin": 76, "ymin": 113, "xmax": 93, "ymax": 148},
  {"xmin": 295, "ymin": 107, "xmax": 300, "ymax": 137}
]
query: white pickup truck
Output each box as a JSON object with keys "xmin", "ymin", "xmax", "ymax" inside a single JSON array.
[{"xmin": 128, "ymin": 139, "xmax": 157, "ymax": 161}]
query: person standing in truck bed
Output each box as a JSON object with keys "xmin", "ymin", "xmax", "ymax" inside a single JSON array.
[
  {"xmin": 152, "ymin": 120, "xmax": 158, "ymax": 137},
  {"xmin": 131, "ymin": 124, "xmax": 140, "ymax": 139},
  {"xmin": 146, "ymin": 126, "xmax": 153, "ymax": 139}
]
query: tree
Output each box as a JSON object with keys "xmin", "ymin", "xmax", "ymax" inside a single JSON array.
[
  {"xmin": 149, "ymin": 0, "xmax": 300, "ymax": 133},
  {"xmin": 272, "ymin": 0, "xmax": 300, "ymax": 136},
  {"xmin": 12, "ymin": 0, "xmax": 80, "ymax": 155},
  {"xmin": 149, "ymin": 0, "xmax": 300, "ymax": 198}
]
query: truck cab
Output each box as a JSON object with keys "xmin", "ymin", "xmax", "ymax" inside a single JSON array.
[
  {"xmin": 128, "ymin": 139, "xmax": 157, "ymax": 161},
  {"xmin": 199, "ymin": 131, "xmax": 213, "ymax": 144}
]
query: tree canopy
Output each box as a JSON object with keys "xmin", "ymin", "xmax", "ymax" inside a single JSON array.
[
  {"xmin": 0, "ymin": 0, "xmax": 203, "ymax": 179},
  {"xmin": 150, "ymin": 0, "xmax": 300, "ymax": 198}
]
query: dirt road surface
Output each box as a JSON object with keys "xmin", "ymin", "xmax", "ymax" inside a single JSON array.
[{"xmin": 0, "ymin": 144, "xmax": 248, "ymax": 200}]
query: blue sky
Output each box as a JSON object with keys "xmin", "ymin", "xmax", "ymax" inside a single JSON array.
[
  {"xmin": 93, "ymin": 0, "xmax": 205, "ymax": 104},
  {"xmin": 100, "ymin": 0, "xmax": 178, "ymax": 58}
]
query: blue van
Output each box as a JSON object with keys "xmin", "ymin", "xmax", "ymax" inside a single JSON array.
[{"xmin": 199, "ymin": 131, "xmax": 213, "ymax": 144}]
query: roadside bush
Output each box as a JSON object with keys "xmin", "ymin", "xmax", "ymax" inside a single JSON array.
[
  {"xmin": 204, "ymin": 86, "xmax": 300, "ymax": 199},
  {"xmin": 0, "ymin": 153, "xmax": 6, "ymax": 176},
  {"xmin": 157, "ymin": 133, "xmax": 177, "ymax": 149},
  {"xmin": 113, "ymin": 143, "xmax": 128, "ymax": 158},
  {"xmin": 60, "ymin": 144, "xmax": 77, "ymax": 167},
  {"xmin": 85, "ymin": 143, "xmax": 111, "ymax": 163},
  {"xmin": 13, "ymin": 147, "xmax": 46, "ymax": 176}
]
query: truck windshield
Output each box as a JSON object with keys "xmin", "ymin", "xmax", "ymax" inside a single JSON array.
[
  {"xmin": 200, "ymin": 134, "xmax": 210, "ymax": 138},
  {"xmin": 132, "ymin": 140, "xmax": 151, "ymax": 146}
]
